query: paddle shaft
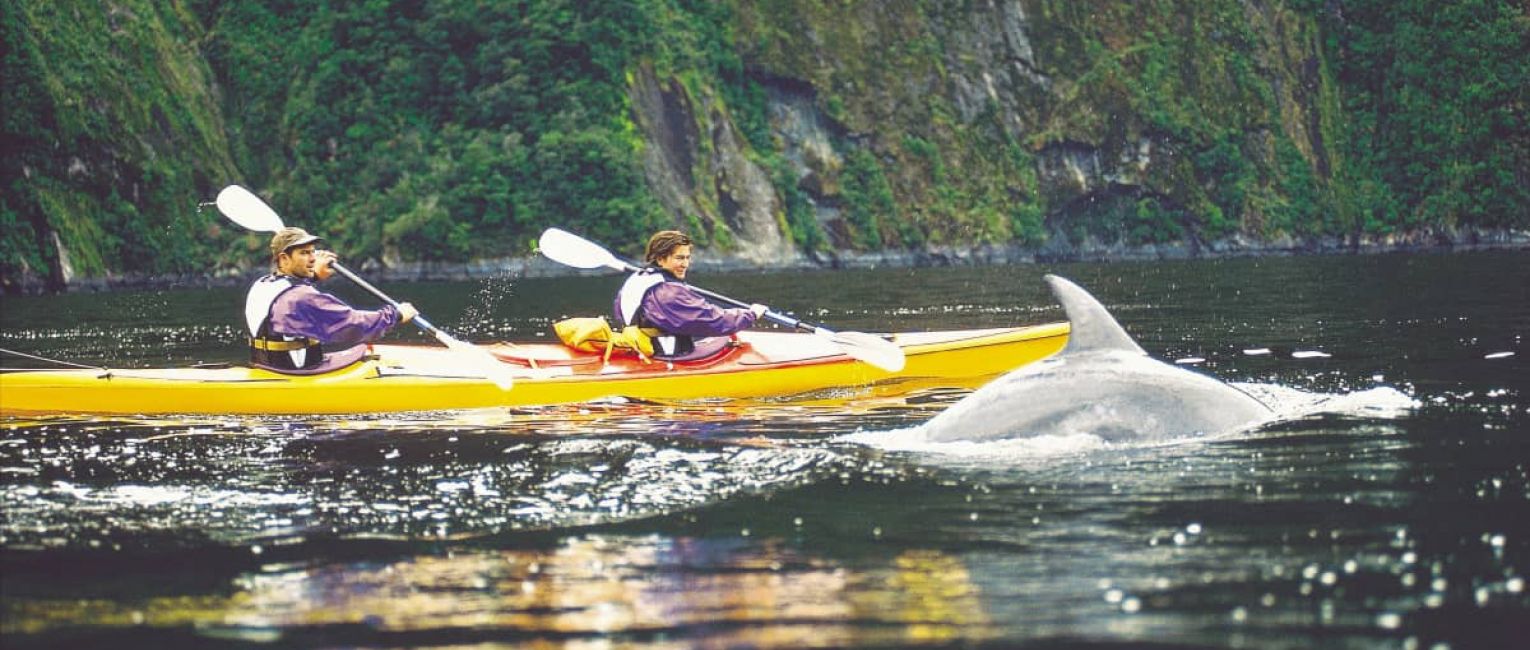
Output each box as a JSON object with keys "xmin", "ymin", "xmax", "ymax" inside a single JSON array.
[
  {"xmin": 327, "ymin": 262, "xmax": 441, "ymax": 334},
  {"xmin": 687, "ymin": 281, "xmax": 818, "ymax": 332},
  {"xmin": 328, "ymin": 261, "xmax": 514, "ymax": 389},
  {"xmin": 608, "ymin": 260, "xmax": 822, "ymax": 334}
]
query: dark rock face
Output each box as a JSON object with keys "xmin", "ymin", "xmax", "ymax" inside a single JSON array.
[{"xmin": 645, "ymin": 0, "xmax": 1379, "ymax": 265}]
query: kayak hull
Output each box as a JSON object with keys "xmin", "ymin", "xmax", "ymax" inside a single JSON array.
[{"xmin": 0, "ymin": 324, "xmax": 1067, "ymax": 416}]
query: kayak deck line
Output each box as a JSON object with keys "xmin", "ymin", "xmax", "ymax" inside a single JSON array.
[
  {"xmin": 0, "ymin": 323, "xmax": 1069, "ymax": 416},
  {"xmin": 0, "ymin": 346, "xmax": 110, "ymax": 372}
]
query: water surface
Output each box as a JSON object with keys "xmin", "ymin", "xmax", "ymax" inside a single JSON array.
[{"xmin": 2, "ymin": 252, "xmax": 1527, "ymax": 648}]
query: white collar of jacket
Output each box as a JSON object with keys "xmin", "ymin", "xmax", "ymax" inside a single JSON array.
[
  {"xmin": 245, "ymin": 274, "xmax": 298, "ymax": 337},
  {"xmin": 617, "ymin": 267, "xmax": 669, "ymax": 326}
]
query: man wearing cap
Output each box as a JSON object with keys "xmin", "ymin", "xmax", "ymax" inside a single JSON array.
[{"xmin": 244, "ymin": 227, "xmax": 418, "ymax": 373}]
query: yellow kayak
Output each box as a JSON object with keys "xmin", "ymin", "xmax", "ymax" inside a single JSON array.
[{"xmin": 0, "ymin": 324, "xmax": 1067, "ymax": 416}]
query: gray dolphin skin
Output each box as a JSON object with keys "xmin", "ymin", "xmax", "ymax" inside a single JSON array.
[{"xmin": 923, "ymin": 275, "xmax": 1275, "ymax": 443}]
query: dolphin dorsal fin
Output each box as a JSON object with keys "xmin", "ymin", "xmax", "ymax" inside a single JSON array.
[{"xmin": 1045, "ymin": 275, "xmax": 1147, "ymax": 356}]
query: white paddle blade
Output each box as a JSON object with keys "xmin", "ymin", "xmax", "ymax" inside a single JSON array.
[
  {"xmin": 823, "ymin": 330, "xmax": 906, "ymax": 372},
  {"xmin": 433, "ymin": 331, "xmax": 515, "ymax": 391},
  {"xmin": 538, "ymin": 228, "xmax": 627, "ymax": 271},
  {"xmin": 216, "ymin": 185, "xmax": 286, "ymax": 233}
]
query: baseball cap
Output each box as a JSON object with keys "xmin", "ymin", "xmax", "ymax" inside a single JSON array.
[{"xmin": 269, "ymin": 227, "xmax": 324, "ymax": 260}]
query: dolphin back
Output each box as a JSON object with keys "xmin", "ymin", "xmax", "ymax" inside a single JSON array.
[
  {"xmin": 920, "ymin": 275, "xmax": 1274, "ymax": 444},
  {"xmin": 1045, "ymin": 275, "xmax": 1146, "ymax": 356}
]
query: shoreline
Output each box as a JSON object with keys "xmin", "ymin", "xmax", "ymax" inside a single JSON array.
[{"xmin": 9, "ymin": 233, "xmax": 1529, "ymax": 295}]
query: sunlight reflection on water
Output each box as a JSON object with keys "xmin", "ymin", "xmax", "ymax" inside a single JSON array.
[
  {"xmin": 3, "ymin": 252, "xmax": 1528, "ymax": 647},
  {"xmin": 5, "ymin": 534, "xmax": 995, "ymax": 647}
]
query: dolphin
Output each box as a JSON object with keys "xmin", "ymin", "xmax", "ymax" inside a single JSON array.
[{"xmin": 923, "ymin": 275, "xmax": 1275, "ymax": 443}]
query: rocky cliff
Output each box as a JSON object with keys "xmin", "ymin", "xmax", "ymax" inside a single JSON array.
[
  {"xmin": 3, "ymin": 0, "xmax": 239, "ymax": 290},
  {"xmin": 639, "ymin": 0, "xmax": 1348, "ymax": 263},
  {"xmin": 3, "ymin": 0, "xmax": 1525, "ymax": 291}
]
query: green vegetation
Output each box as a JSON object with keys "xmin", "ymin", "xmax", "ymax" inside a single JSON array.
[
  {"xmin": 3, "ymin": 0, "xmax": 238, "ymax": 285},
  {"xmin": 1321, "ymin": 0, "xmax": 1529, "ymax": 233},
  {"xmin": 220, "ymin": 0, "xmax": 671, "ymax": 261},
  {"xmin": 2, "ymin": 0, "xmax": 1525, "ymax": 290},
  {"xmin": 839, "ymin": 149, "xmax": 892, "ymax": 249}
]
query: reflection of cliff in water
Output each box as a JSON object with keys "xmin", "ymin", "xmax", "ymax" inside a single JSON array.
[{"xmin": 6, "ymin": 535, "xmax": 992, "ymax": 646}]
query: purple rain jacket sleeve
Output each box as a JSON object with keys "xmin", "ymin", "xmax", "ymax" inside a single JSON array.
[
  {"xmin": 268, "ymin": 284, "xmax": 401, "ymax": 348},
  {"xmin": 640, "ymin": 283, "xmax": 757, "ymax": 337}
]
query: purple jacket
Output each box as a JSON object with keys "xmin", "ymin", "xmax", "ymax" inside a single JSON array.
[
  {"xmin": 269, "ymin": 282, "xmax": 400, "ymax": 348},
  {"xmin": 614, "ymin": 271, "xmax": 757, "ymax": 337}
]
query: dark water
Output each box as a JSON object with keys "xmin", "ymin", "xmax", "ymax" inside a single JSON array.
[{"xmin": 2, "ymin": 252, "xmax": 1527, "ymax": 648}]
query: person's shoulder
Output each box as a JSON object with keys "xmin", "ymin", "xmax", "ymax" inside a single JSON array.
[
  {"xmin": 275, "ymin": 281, "xmax": 324, "ymax": 301},
  {"xmin": 650, "ymin": 280, "xmax": 695, "ymax": 296},
  {"xmin": 650, "ymin": 282, "xmax": 707, "ymax": 307}
]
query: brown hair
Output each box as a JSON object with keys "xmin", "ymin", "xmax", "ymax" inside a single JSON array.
[{"xmin": 644, "ymin": 230, "xmax": 692, "ymax": 265}]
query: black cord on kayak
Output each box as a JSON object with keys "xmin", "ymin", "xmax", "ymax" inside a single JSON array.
[{"xmin": 0, "ymin": 347, "xmax": 108, "ymax": 372}]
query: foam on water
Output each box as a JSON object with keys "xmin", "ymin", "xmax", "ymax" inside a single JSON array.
[
  {"xmin": 841, "ymin": 426, "xmax": 1109, "ymax": 460},
  {"xmin": 1237, "ymin": 382, "xmax": 1419, "ymax": 420}
]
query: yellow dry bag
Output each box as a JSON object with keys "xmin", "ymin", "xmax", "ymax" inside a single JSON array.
[{"xmin": 552, "ymin": 316, "xmax": 656, "ymax": 363}]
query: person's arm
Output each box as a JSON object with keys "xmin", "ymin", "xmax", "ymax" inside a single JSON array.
[
  {"xmin": 310, "ymin": 252, "xmax": 417, "ymax": 324},
  {"xmin": 642, "ymin": 284, "xmax": 757, "ymax": 337},
  {"xmin": 270, "ymin": 285, "xmax": 401, "ymax": 348}
]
